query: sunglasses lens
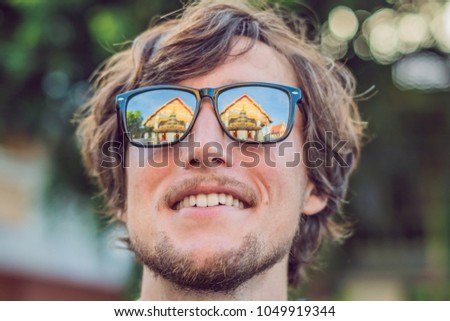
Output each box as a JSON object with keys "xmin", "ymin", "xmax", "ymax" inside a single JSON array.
[
  {"xmin": 125, "ymin": 89, "xmax": 197, "ymax": 145},
  {"xmin": 217, "ymin": 86, "xmax": 291, "ymax": 142}
]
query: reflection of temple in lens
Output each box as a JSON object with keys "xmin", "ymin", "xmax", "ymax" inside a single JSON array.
[
  {"xmin": 140, "ymin": 97, "xmax": 194, "ymax": 143},
  {"xmin": 220, "ymin": 94, "xmax": 285, "ymax": 141},
  {"xmin": 127, "ymin": 93, "xmax": 288, "ymax": 144}
]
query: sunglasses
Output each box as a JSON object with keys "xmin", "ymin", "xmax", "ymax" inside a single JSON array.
[{"xmin": 116, "ymin": 82, "xmax": 302, "ymax": 147}]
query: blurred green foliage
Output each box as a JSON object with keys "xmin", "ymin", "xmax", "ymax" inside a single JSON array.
[{"xmin": 0, "ymin": 0, "xmax": 448, "ymax": 300}]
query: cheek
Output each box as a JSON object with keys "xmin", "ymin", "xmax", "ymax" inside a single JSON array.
[
  {"xmin": 266, "ymin": 139, "xmax": 307, "ymax": 197},
  {"xmin": 125, "ymin": 148, "xmax": 173, "ymax": 221},
  {"xmin": 249, "ymin": 143, "xmax": 307, "ymax": 235},
  {"xmin": 267, "ymin": 165, "xmax": 304, "ymax": 215},
  {"xmin": 259, "ymin": 169, "xmax": 303, "ymax": 244}
]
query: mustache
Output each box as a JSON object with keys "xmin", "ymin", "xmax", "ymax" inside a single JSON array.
[{"xmin": 161, "ymin": 174, "xmax": 259, "ymax": 209}]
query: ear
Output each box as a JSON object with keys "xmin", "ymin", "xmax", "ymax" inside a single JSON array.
[{"xmin": 302, "ymin": 182, "xmax": 327, "ymax": 215}]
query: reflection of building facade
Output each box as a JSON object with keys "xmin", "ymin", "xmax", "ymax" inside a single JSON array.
[
  {"xmin": 142, "ymin": 97, "xmax": 194, "ymax": 143},
  {"xmin": 219, "ymin": 95, "xmax": 272, "ymax": 140},
  {"xmin": 269, "ymin": 123, "xmax": 286, "ymax": 139}
]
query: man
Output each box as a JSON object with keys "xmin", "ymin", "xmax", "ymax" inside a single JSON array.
[{"xmin": 76, "ymin": 0, "xmax": 364, "ymax": 300}]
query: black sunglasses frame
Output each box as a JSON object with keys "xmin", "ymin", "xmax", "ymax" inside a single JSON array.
[{"xmin": 116, "ymin": 82, "xmax": 303, "ymax": 147}]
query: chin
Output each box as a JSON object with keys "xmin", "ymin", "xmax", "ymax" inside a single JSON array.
[
  {"xmin": 172, "ymin": 234, "xmax": 245, "ymax": 261},
  {"xmin": 130, "ymin": 231, "xmax": 290, "ymax": 293}
]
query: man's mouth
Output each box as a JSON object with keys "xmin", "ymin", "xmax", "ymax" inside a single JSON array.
[
  {"xmin": 173, "ymin": 193, "xmax": 247, "ymax": 210},
  {"xmin": 165, "ymin": 175, "xmax": 257, "ymax": 212}
]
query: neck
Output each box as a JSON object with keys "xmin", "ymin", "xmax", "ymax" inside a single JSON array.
[{"xmin": 139, "ymin": 257, "xmax": 289, "ymax": 300}]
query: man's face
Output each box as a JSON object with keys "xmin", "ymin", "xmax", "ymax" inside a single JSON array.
[{"xmin": 124, "ymin": 38, "xmax": 325, "ymax": 292}]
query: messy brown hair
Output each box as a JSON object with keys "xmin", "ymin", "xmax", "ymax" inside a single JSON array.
[{"xmin": 76, "ymin": 0, "xmax": 365, "ymax": 286}]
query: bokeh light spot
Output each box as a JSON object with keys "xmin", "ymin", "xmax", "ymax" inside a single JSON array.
[
  {"xmin": 398, "ymin": 14, "xmax": 429, "ymax": 47},
  {"xmin": 393, "ymin": 52, "xmax": 450, "ymax": 91},
  {"xmin": 321, "ymin": 27, "xmax": 348, "ymax": 59},
  {"xmin": 430, "ymin": 2, "xmax": 450, "ymax": 53},
  {"xmin": 329, "ymin": 6, "xmax": 359, "ymax": 41},
  {"xmin": 353, "ymin": 35, "xmax": 371, "ymax": 60},
  {"xmin": 369, "ymin": 22, "xmax": 399, "ymax": 64}
]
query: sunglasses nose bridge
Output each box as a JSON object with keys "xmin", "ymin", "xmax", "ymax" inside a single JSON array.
[
  {"xmin": 195, "ymin": 87, "xmax": 220, "ymax": 129},
  {"xmin": 199, "ymin": 88, "xmax": 215, "ymax": 98},
  {"xmin": 182, "ymin": 91, "xmax": 230, "ymax": 166}
]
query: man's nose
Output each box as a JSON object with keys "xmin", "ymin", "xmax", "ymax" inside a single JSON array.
[{"xmin": 181, "ymin": 98, "xmax": 232, "ymax": 168}]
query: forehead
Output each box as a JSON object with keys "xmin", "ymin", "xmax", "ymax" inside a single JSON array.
[{"xmin": 179, "ymin": 37, "xmax": 298, "ymax": 88}]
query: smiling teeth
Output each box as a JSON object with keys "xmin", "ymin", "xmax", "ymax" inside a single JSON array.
[{"xmin": 176, "ymin": 193, "xmax": 246, "ymax": 209}]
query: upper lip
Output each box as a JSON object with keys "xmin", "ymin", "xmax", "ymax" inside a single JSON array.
[{"xmin": 167, "ymin": 179, "xmax": 258, "ymax": 210}]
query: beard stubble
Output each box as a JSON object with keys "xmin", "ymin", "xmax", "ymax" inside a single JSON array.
[{"xmin": 129, "ymin": 231, "xmax": 292, "ymax": 294}]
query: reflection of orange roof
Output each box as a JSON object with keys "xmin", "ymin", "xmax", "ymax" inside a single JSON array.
[
  {"xmin": 270, "ymin": 123, "xmax": 286, "ymax": 134},
  {"xmin": 143, "ymin": 97, "xmax": 193, "ymax": 127},
  {"xmin": 220, "ymin": 95, "xmax": 273, "ymax": 123}
]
